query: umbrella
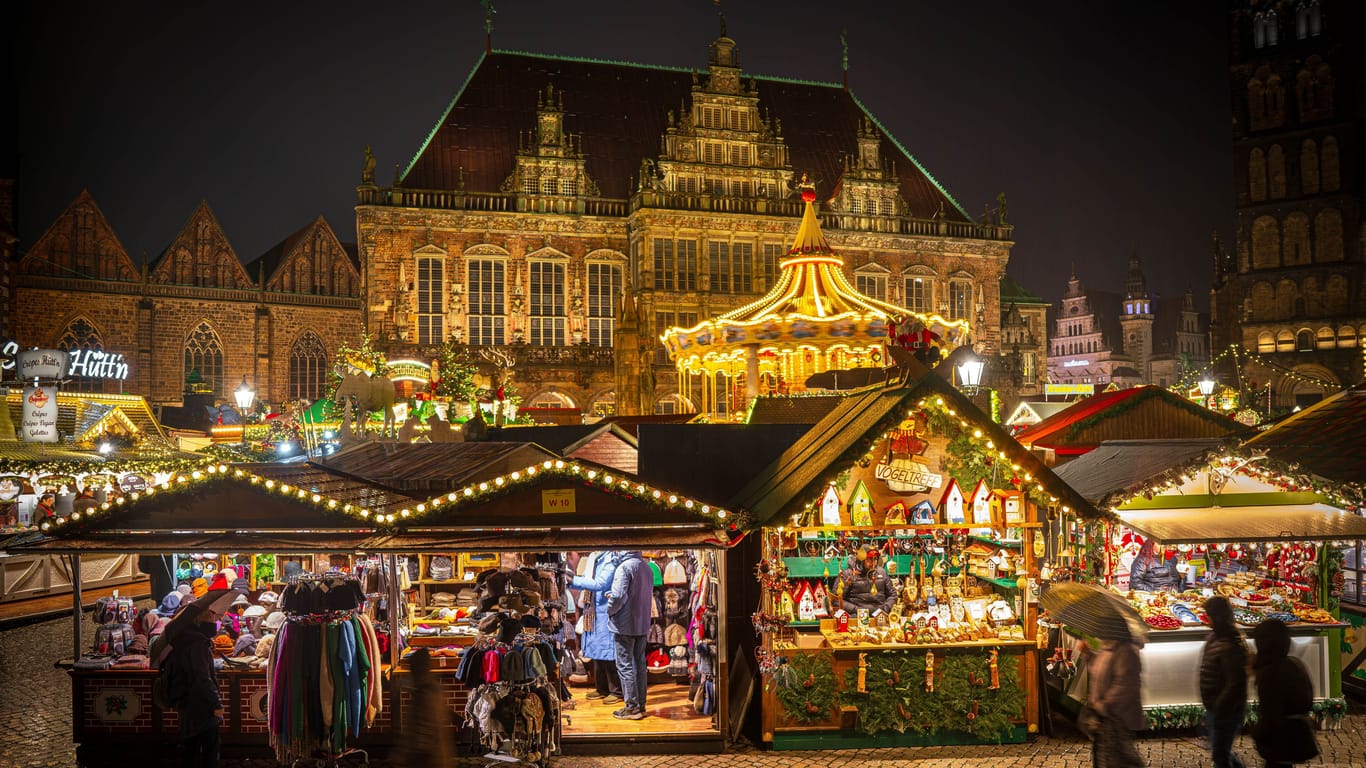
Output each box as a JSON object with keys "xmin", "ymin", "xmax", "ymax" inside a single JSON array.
[{"xmin": 1039, "ymin": 581, "xmax": 1149, "ymax": 643}]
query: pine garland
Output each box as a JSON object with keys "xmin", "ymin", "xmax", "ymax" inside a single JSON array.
[
  {"xmin": 773, "ymin": 652, "xmax": 838, "ymax": 723},
  {"xmin": 838, "ymin": 650, "xmax": 1024, "ymax": 741}
]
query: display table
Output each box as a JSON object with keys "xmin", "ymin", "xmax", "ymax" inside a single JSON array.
[{"xmin": 1054, "ymin": 623, "xmax": 1350, "ymax": 730}]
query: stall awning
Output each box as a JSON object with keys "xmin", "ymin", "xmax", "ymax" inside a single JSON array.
[
  {"xmin": 7, "ymin": 531, "xmax": 377, "ymax": 555},
  {"xmin": 1116, "ymin": 503, "xmax": 1366, "ymax": 545}
]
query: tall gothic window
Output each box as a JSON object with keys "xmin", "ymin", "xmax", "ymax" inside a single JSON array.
[
  {"xmin": 904, "ymin": 276, "xmax": 931, "ymax": 314},
  {"xmin": 587, "ymin": 262, "xmax": 621, "ymax": 347},
  {"xmin": 184, "ymin": 321, "xmax": 224, "ymax": 396},
  {"xmin": 415, "ymin": 256, "xmax": 445, "ymax": 345},
  {"xmin": 653, "ymin": 239, "xmax": 696, "ymax": 291},
  {"xmin": 57, "ymin": 317, "xmax": 103, "ymax": 392},
  {"xmin": 949, "ymin": 281, "xmax": 973, "ymax": 321},
  {"xmin": 855, "ymin": 271, "xmax": 887, "ymax": 302},
  {"xmin": 468, "ymin": 259, "xmax": 506, "ymax": 346},
  {"xmin": 529, "ymin": 261, "xmax": 566, "ymax": 346},
  {"xmin": 288, "ymin": 331, "xmax": 328, "ymax": 402},
  {"xmin": 709, "ymin": 242, "xmax": 753, "ymax": 293},
  {"xmin": 762, "ymin": 244, "xmax": 783, "ymax": 289}
]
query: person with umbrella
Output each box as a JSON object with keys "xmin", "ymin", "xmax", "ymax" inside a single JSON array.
[
  {"xmin": 150, "ymin": 588, "xmax": 239, "ymax": 768},
  {"xmin": 1040, "ymin": 582, "xmax": 1147, "ymax": 768}
]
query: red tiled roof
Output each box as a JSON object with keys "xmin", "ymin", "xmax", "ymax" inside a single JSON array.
[
  {"xmin": 400, "ymin": 50, "xmax": 970, "ymax": 221},
  {"xmin": 1016, "ymin": 386, "xmax": 1250, "ymax": 453}
]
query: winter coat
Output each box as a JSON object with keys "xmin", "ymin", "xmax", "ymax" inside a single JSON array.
[
  {"xmin": 606, "ymin": 551, "xmax": 653, "ymax": 637},
  {"xmin": 163, "ymin": 621, "xmax": 222, "ymax": 737},
  {"xmin": 1199, "ymin": 631, "xmax": 1248, "ymax": 720},
  {"xmin": 570, "ymin": 551, "xmax": 618, "ymax": 661},
  {"xmin": 1088, "ymin": 640, "xmax": 1145, "ymax": 732},
  {"xmin": 1128, "ymin": 554, "xmax": 1181, "ymax": 592},
  {"xmin": 1252, "ymin": 621, "xmax": 1315, "ymax": 763},
  {"xmin": 838, "ymin": 560, "xmax": 897, "ymax": 615}
]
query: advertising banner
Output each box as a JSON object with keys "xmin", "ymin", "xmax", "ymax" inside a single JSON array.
[
  {"xmin": 22, "ymin": 386, "xmax": 59, "ymax": 443},
  {"xmin": 16, "ymin": 349, "xmax": 67, "ymax": 381}
]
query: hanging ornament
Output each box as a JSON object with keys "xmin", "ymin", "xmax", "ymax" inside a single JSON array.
[
  {"xmin": 988, "ymin": 649, "xmax": 1000, "ymax": 690},
  {"xmin": 967, "ymin": 700, "xmax": 979, "ymax": 722},
  {"xmin": 857, "ymin": 652, "xmax": 868, "ymax": 693},
  {"xmin": 924, "ymin": 650, "xmax": 935, "ymax": 692}
]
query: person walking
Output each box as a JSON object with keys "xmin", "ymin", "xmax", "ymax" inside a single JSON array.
[
  {"xmin": 391, "ymin": 648, "xmax": 453, "ymax": 767},
  {"xmin": 606, "ymin": 550, "xmax": 653, "ymax": 721},
  {"xmin": 156, "ymin": 600, "xmax": 225, "ymax": 768},
  {"xmin": 1200, "ymin": 596, "xmax": 1248, "ymax": 768},
  {"xmin": 1081, "ymin": 637, "xmax": 1145, "ymax": 768},
  {"xmin": 569, "ymin": 551, "xmax": 623, "ymax": 705},
  {"xmin": 1251, "ymin": 619, "xmax": 1318, "ymax": 768}
]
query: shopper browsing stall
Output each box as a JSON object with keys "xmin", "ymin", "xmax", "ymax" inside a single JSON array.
[
  {"xmin": 606, "ymin": 550, "xmax": 653, "ymax": 721},
  {"xmin": 569, "ymin": 551, "xmax": 623, "ymax": 704}
]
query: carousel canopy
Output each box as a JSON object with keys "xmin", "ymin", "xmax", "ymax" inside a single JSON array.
[{"xmin": 660, "ymin": 183, "xmax": 969, "ymax": 377}]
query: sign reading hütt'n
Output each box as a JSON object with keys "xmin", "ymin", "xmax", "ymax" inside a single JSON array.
[{"xmin": 22, "ymin": 386, "xmax": 59, "ymax": 443}]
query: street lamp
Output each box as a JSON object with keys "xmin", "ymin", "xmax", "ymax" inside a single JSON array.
[
  {"xmin": 957, "ymin": 355, "xmax": 985, "ymax": 394},
  {"xmin": 234, "ymin": 375, "xmax": 255, "ymax": 412},
  {"xmin": 1198, "ymin": 378, "xmax": 1215, "ymax": 398}
]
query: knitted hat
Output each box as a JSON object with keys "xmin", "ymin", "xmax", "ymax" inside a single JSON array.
[
  {"xmin": 663, "ymin": 559, "xmax": 688, "ymax": 586},
  {"xmin": 243, "ymin": 605, "xmax": 267, "ymax": 618},
  {"xmin": 207, "ymin": 573, "xmax": 229, "ymax": 591},
  {"xmin": 648, "ymin": 560, "xmax": 664, "ymax": 587},
  {"xmin": 664, "ymin": 622, "xmax": 688, "ymax": 647},
  {"xmin": 177, "ymin": 584, "xmax": 193, "ymax": 597},
  {"xmin": 219, "ymin": 568, "xmax": 237, "ymax": 583},
  {"xmin": 159, "ymin": 591, "xmax": 182, "ymax": 616},
  {"xmin": 191, "ymin": 578, "xmax": 209, "ymax": 599},
  {"xmin": 213, "ymin": 633, "xmax": 235, "ymax": 656},
  {"xmin": 646, "ymin": 648, "xmax": 670, "ymax": 672}
]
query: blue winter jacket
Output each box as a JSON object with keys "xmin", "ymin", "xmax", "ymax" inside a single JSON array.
[
  {"xmin": 570, "ymin": 552, "xmax": 619, "ymax": 661},
  {"xmin": 606, "ymin": 551, "xmax": 653, "ymax": 637}
]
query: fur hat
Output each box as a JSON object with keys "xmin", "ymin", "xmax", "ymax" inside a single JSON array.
[
  {"xmin": 477, "ymin": 613, "xmax": 503, "ymax": 635},
  {"xmin": 664, "ymin": 622, "xmax": 688, "ymax": 648}
]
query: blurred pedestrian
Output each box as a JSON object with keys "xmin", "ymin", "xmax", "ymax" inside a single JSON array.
[
  {"xmin": 1251, "ymin": 619, "xmax": 1317, "ymax": 767},
  {"xmin": 569, "ymin": 551, "xmax": 623, "ymax": 705},
  {"xmin": 392, "ymin": 648, "xmax": 453, "ymax": 767},
  {"xmin": 156, "ymin": 601, "xmax": 224, "ymax": 768},
  {"xmin": 1200, "ymin": 596, "xmax": 1247, "ymax": 768},
  {"xmin": 1081, "ymin": 637, "xmax": 1145, "ymax": 768}
]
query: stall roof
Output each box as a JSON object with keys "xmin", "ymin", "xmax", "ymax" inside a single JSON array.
[
  {"xmin": 746, "ymin": 394, "xmax": 849, "ymax": 425},
  {"xmin": 317, "ymin": 442, "xmax": 557, "ymax": 493},
  {"xmin": 5, "ymin": 389, "xmax": 174, "ymax": 449},
  {"xmin": 638, "ymin": 423, "xmax": 814, "ymax": 503},
  {"xmin": 1117, "ymin": 503, "xmax": 1366, "ymax": 545},
  {"xmin": 1243, "ymin": 383, "xmax": 1366, "ymax": 486},
  {"xmin": 488, "ymin": 424, "xmax": 639, "ymax": 474},
  {"xmin": 730, "ymin": 356, "xmax": 1097, "ymax": 526},
  {"xmin": 1015, "ymin": 386, "xmax": 1251, "ymax": 456},
  {"xmin": 1052, "ymin": 439, "xmax": 1233, "ymax": 505}
]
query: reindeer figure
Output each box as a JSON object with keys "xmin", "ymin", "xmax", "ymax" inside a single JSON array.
[{"xmin": 478, "ymin": 348, "xmax": 517, "ymax": 427}]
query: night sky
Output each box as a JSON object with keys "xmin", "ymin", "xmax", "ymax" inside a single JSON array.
[{"xmin": 11, "ymin": 1, "xmax": 1232, "ymax": 307}]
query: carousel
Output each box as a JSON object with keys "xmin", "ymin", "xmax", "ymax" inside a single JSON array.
[{"xmin": 660, "ymin": 181, "xmax": 969, "ymax": 417}]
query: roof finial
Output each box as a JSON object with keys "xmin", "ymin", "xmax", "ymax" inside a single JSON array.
[
  {"xmin": 840, "ymin": 28, "xmax": 849, "ymax": 89},
  {"xmin": 714, "ymin": 0, "xmax": 727, "ymax": 38},
  {"xmin": 481, "ymin": 0, "xmax": 496, "ymax": 54}
]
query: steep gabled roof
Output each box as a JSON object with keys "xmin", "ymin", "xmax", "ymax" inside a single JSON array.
[
  {"xmin": 1000, "ymin": 275, "xmax": 1048, "ymax": 307},
  {"xmin": 149, "ymin": 201, "xmax": 253, "ymax": 289},
  {"xmin": 1052, "ymin": 438, "xmax": 1233, "ymax": 505},
  {"xmin": 247, "ymin": 215, "xmax": 361, "ymax": 292},
  {"xmin": 1244, "ymin": 383, "xmax": 1366, "ymax": 485},
  {"xmin": 1016, "ymin": 386, "xmax": 1251, "ymax": 455},
  {"xmin": 400, "ymin": 49, "xmax": 970, "ymax": 221},
  {"xmin": 19, "ymin": 189, "xmax": 140, "ymax": 281}
]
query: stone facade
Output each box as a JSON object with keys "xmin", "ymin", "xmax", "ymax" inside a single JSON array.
[
  {"xmin": 357, "ymin": 33, "xmax": 1015, "ymax": 416},
  {"xmin": 1211, "ymin": 0, "xmax": 1365, "ymax": 406},
  {"xmin": 13, "ymin": 191, "xmax": 362, "ymax": 407}
]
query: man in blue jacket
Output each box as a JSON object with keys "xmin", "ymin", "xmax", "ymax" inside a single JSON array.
[{"xmin": 606, "ymin": 551, "xmax": 653, "ymax": 720}]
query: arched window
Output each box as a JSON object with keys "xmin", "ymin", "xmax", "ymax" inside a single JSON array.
[
  {"xmin": 1251, "ymin": 216, "xmax": 1281, "ymax": 269},
  {"xmin": 1266, "ymin": 10, "xmax": 1279, "ymax": 46},
  {"xmin": 1308, "ymin": 0, "xmax": 1322, "ymax": 35},
  {"xmin": 57, "ymin": 317, "xmax": 104, "ymax": 393},
  {"xmin": 289, "ymin": 331, "xmax": 328, "ymax": 402},
  {"xmin": 1268, "ymin": 144, "xmax": 1286, "ymax": 198},
  {"xmin": 1253, "ymin": 12, "xmax": 1267, "ymax": 48},
  {"xmin": 1338, "ymin": 326, "xmax": 1357, "ymax": 349},
  {"xmin": 1316, "ymin": 327, "xmax": 1335, "ymax": 349},
  {"xmin": 1257, "ymin": 332, "xmax": 1275, "ymax": 353},
  {"xmin": 1283, "ymin": 213, "xmax": 1310, "ymax": 265},
  {"xmin": 184, "ymin": 321, "xmax": 225, "ymax": 396},
  {"xmin": 1276, "ymin": 330, "xmax": 1294, "ymax": 352},
  {"xmin": 1300, "ymin": 140, "xmax": 1319, "ymax": 194},
  {"xmin": 1321, "ymin": 137, "xmax": 1340, "ymax": 191},
  {"xmin": 1296, "ymin": 329, "xmax": 1313, "ymax": 352},
  {"xmin": 1248, "ymin": 148, "xmax": 1267, "ymax": 201}
]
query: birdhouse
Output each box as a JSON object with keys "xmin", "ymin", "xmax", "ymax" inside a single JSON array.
[
  {"xmin": 970, "ymin": 479, "xmax": 993, "ymax": 525},
  {"xmin": 847, "ymin": 480, "xmax": 874, "ymax": 527},
  {"xmin": 820, "ymin": 484, "xmax": 842, "ymax": 526},
  {"xmin": 883, "ymin": 500, "xmax": 909, "ymax": 526},
  {"xmin": 984, "ymin": 553, "xmax": 1004, "ymax": 579},
  {"xmin": 941, "ymin": 478, "xmax": 965, "ymax": 524},
  {"xmin": 910, "ymin": 499, "xmax": 937, "ymax": 525},
  {"xmin": 996, "ymin": 488, "xmax": 1025, "ymax": 524}
]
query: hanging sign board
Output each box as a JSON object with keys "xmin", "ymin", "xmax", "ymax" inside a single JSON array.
[
  {"xmin": 16, "ymin": 350, "xmax": 67, "ymax": 382},
  {"xmin": 541, "ymin": 488, "xmax": 576, "ymax": 514},
  {"xmin": 22, "ymin": 386, "xmax": 59, "ymax": 443},
  {"xmin": 1045, "ymin": 383, "xmax": 1093, "ymax": 396}
]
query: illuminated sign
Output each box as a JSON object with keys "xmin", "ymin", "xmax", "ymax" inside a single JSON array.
[
  {"xmin": 1045, "ymin": 383, "xmax": 1094, "ymax": 396},
  {"xmin": 22, "ymin": 386, "xmax": 59, "ymax": 443},
  {"xmin": 1061, "ymin": 359, "xmax": 1089, "ymax": 368},
  {"xmin": 67, "ymin": 350, "xmax": 129, "ymax": 380},
  {"xmin": 16, "ymin": 350, "xmax": 67, "ymax": 380},
  {"xmin": 2, "ymin": 342, "xmax": 129, "ymax": 381}
]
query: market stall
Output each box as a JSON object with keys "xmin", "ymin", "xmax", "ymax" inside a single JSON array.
[
  {"xmin": 729, "ymin": 367, "xmax": 1095, "ymax": 749},
  {"xmin": 1049, "ymin": 443, "xmax": 1366, "ymax": 730},
  {"xmin": 10, "ymin": 447, "xmax": 741, "ymax": 762}
]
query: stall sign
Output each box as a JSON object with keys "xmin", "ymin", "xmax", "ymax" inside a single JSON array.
[
  {"xmin": 22, "ymin": 386, "xmax": 59, "ymax": 443},
  {"xmin": 118, "ymin": 474, "xmax": 148, "ymax": 494},
  {"xmin": 17, "ymin": 349, "xmax": 68, "ymax": 381},
  {"xmin": 67, "ymin": 349, "xmax": 129, "ymax": 380},
  {"xmin": 541, "ymin": 488, "xmax": 575, "ymax": 514},
  {"xmin": 1045, "ymin": 383, "xmax": 1093, "ymax": 396},
  {"xmin": 875, "ymin": 459, "xmax": 942, "ymax": 493}
]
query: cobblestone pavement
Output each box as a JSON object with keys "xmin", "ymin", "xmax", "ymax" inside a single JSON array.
[{"xmin": 3, "ymin": 616, "xmax": 1363, "ymax": 767}]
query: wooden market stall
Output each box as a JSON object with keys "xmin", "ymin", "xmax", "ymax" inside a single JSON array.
[
  {"xmin": 729, "ymin": 365, "xmax": 1095, "ymax": 749},
  {"xmin": 1050, "ymin": 440, "xmax": 1366, "ymax": 729}
]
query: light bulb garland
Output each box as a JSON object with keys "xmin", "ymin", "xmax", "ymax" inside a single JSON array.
[
  {"xmin": 1097, "ymin": 449, "xmax": 1364, "ymax": 512},
  {"xmin": 1170, "ymin": 343, "xmax": 1341, "ymax": 398}
]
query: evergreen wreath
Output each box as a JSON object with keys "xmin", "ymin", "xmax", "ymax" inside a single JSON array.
[
  {"xmin": 839, "ymin": 650, "xmax": 1024, "ymax": 741},
  {"xmin": 774, "ymin": 652, "xmax": 838, "ymax": 724}
]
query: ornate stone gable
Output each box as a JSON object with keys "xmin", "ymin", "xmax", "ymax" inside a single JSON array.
[
  {"xmin": 150, "ymin": 201, "xmax": 253, "ymax": 289},
  {"xmin": 20, "ymin": 190, "xmax": 139, "ymax": 282},
  {"xmin": 261, "ymin": 216, "xmax": 360, "ymax": 297},
  {"xmin": 502, "ymin": 85, "xmax": 601, "ymax": 200},
  {"xmin": 831, "ymin": 118, "xmax": 909, "ymax": 217}
]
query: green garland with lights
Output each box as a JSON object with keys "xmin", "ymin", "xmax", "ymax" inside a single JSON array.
[
  {"xmin": 0, "ymin": 454, "xmax": 210, "ymax": 477},
  {"xmin": 1143, "ymin": 697, "xmax": 1347, "ymax": 731},
  {"xmin": 773, "ymin": 652, "xmax": 838, "ymax": 724},
  {"xmin": 838, "ymin": 650, "xmax": 1023, "ymax": 741}
]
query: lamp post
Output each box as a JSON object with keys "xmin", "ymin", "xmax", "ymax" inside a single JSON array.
[
  {"xmin": 957, "ymin": 355, "xmax": 985, "ymax": 395},
  {"xmin": 1198, "ymin": 377, "xmax": 1215, "ymax": 409},
  {"xmin": 234, "ymin": 375, "xmax": 255, "ymax": 412}
]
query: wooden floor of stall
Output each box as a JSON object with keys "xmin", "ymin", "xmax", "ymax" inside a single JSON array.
[{"xmin": 562, "ymin": 679, "xmax": 717, "ymax": 735}]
